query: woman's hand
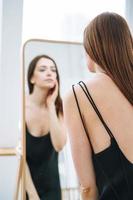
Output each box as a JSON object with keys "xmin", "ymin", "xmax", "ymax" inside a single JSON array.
[{"xmin": 46, "ymin": 80, "xmax": 58, "ymax": 107}]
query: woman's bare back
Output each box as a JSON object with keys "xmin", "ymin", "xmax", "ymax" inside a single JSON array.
[{"xmin": 78, "ymin": 73, "xmax": 133, "ymax": 163}]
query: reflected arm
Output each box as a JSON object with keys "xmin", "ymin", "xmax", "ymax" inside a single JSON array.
[
  {"xmin": 48, "ymin": 103, "xmax": 67, "ymax": 152},
  {"xmin": 25, "ymin": 162, "xmax": 40, "ymax": 200}
]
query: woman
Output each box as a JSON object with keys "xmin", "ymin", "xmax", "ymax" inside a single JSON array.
[
  {"xmin": 63, "ymin": 12, "xmax": 133, "ymax": 200},
  {"xmin": 26, "ymin": 54, "xmax": 66, "ymax": 200}
]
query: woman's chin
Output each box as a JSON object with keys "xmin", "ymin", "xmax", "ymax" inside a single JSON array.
[{"xmin": 43, "ymin": 83, "xmax": 55, "ymax": 89}]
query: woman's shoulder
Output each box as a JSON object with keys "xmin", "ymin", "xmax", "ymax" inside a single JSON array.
[
  {"xmin": 66, "ymin": 73, "xmax": 112, "ymax": 98},
  {"xmin": 86, "ymin": 73, "xmax": 113, "ymax": 94},
  {"xmin": 63, "ymin": 72, "xmax": 115, "ymax": 115},
  {"xmin": 85, "ymin": 72, "xmax": 112, "ymax": 89}
]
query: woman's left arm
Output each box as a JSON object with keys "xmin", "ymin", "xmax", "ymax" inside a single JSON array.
[
  {"xmin": 48, "ymin": 103, "xmax": 67, "ymax": 152},
  {"xmin": 46, "ymin": 81, "xmax": 67, "ymax": 151}
]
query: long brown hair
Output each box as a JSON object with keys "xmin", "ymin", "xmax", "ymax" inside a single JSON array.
[
  {"xmin": 27, "ymin": 54, "xmax": 63, "ymax": 116},
  {"xmin": 84, "ymin": 12, "xmax": 133, "ymax": 104}
]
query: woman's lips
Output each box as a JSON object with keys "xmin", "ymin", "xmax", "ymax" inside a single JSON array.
[
  {"xmin": 44, "ymin": 79, "xmax": 54, "ymax": 82},
  {"xmin": 45, "ymin": 78, "xmax": 53, "ymax": 80}
]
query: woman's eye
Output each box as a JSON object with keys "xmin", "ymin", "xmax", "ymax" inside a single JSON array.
[
  {"xmin": 52, "ymin": 69, "xmax": 56, "ymax": 72},
  {"xmin": 39, "ymin": 69, "xmax": 45, "ymax": 72}
]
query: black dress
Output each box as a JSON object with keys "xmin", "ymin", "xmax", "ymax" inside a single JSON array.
[
  {"xmin": 72, "ymin": 81, "xmax": 133, "ymax": 200},
  {"xmin": 26, "ymin": 126, "xmax": 61, "ymax": 200}
]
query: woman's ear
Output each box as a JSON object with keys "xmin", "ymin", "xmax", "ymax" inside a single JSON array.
[
  {"xmin": 30, "ymin": 76, "xmax": 35, "ymax": 84},
  {"xmin": 86, "ymin": 55, "xmax": 95, "ymax": 72}
]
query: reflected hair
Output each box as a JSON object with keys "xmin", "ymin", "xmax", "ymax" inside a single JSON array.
[
  {"xmin": 84, "ymin": 12, "xmax": 133, "ymax": 104},
  {"xmin": 27, "ymin": 54, "xmax": 63, "ymax": 116}
]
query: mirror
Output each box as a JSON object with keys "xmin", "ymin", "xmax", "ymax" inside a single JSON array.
[{"xmin": 23, "ymin": 39, "xmax": 89, "ymax": 200}]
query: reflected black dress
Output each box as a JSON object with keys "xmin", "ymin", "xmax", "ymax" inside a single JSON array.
[
  {"xmin": 26, "ymin": 127, "xmax": 61, "ymax": 200},
  {"xmin": 72, "ymin": 81, "xmax": 133, "ymax": 200}
]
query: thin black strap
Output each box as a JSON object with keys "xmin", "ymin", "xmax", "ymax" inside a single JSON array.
[
  {"xmin": 72, "ymin": 84, "xmax": 94, "ymax": 153},
  {"xmin": 78, "ymin": 81, "xmax": 114, "ymax": 139}
]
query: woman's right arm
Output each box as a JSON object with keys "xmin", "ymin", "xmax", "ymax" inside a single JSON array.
[
  {"xmin": 63, "ymin": 88, "xmax": 98, "ymax": 200},
  {"xmin": 25, "ymin": 162, "xmax": 40, "ymax": 200}
]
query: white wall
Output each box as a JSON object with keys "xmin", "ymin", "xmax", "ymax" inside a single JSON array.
[
  {"xmin": 0, "ymin": 1, "xmax": 23, "ymax": 199},
  {"xmin": 23, "ymin": 0, "xmax": 125, "ymax": 42},
  {"xmin": 0, "ymin": 0, "xmax": 23, "ymax": 147},
  {"xmin": 125, "ymin": 0, "xmax": 133, "ymax": 32}
]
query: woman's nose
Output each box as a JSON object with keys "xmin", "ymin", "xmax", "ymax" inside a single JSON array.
[{"xmin": 46, "ymin": 70, "xmax": 52, "ymax": 76}]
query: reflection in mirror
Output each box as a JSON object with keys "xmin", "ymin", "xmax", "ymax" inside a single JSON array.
[{"xmin": 23, "ymin": 39, "xmax": 89, "ymax": 200}]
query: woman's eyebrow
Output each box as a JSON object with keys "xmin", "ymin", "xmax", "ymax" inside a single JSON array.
[
  {"xmin": 39, "ymin": 65, "xmax": 56, "ymax": 69},
  {"xmin": 39, "ymin": 65, "xmax": 47, "ymax": 68}
]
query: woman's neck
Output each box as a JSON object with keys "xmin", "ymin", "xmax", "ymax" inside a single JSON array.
[
  {"xmin": 94, "ymin": 63, "xmax": 105, "ymax": 73},
  {"xmin": 29, "ymin": 86, "xmax": 48, "ymax": 107}
]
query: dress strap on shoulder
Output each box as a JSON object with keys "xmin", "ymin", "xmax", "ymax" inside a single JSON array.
[
  {"xmin": 72, "ymin": 84, "xmax": 94, "ymax": 153},
  {"xmin": 78, "ymin": 81, "xmax": 114, "ymax": 139}
]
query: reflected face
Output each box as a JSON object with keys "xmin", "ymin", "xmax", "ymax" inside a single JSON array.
[{"xmin": 31, "ymin": 57, "xmax": 57, "ymax": 89}]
